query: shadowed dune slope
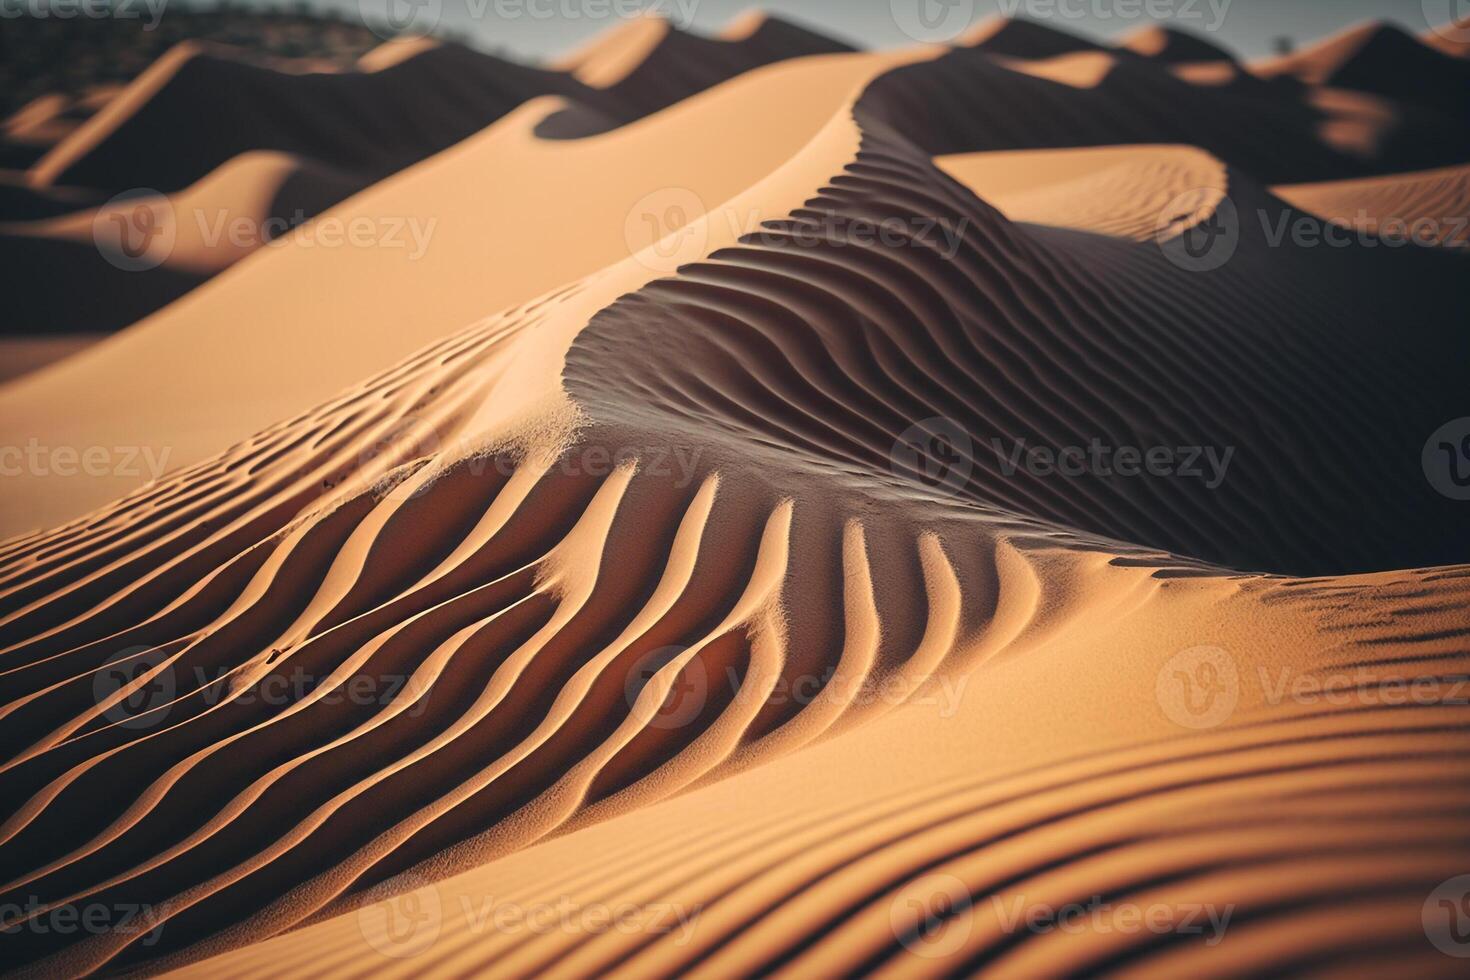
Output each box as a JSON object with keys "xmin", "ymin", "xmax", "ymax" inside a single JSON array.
[
  {"xmin": 1, "ymin": 34, "xmax": 1469, "ymax": 977},
  {"xmin": 0, "ymin": 48, "xmax": 929, "ymax": 537},
  {"xmin": 3, "ymin": 151, "xmax": 363, "ymax": 334},
  {"xmin": 182, "ymin": 556, "xmax": 1470, "ymax": 979},
  {"xmin": 566, "ymin": 120, "xmax": 1469, "ymax": 576},
  {"xmin": 1252, "ymin": 20, "xmax": 1470, "ymax": 119},
  {"xmin": 1120, "ymin": 24, "xmax": 1235, "ymax": 62},
  {"xmin": 28, "ymin": 41, "xmax": 596, "ymax": 193},
  {"xmin": 30, "ymin": 17, "xmax": 852, "ymax": 195},
  {"xmin": 1274, "ymin": 162, "xmax": 1470, "ymax": 250},
  {"xmin": 863, "ymin": 44, "xmax": 1470, "ymax": 180}
]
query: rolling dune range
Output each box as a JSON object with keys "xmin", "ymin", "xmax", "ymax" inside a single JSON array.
[{"xmin": 2, "ymin": 10, "xmax": 1470, "ymax": 979}]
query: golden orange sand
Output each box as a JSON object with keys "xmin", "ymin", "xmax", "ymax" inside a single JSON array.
[{"xmin": 1, "ymin": 16, "xmax": 1468, "ymax": 980}]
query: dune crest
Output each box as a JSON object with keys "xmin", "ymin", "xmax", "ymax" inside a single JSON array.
[{"xmin": 2, "ymin": 14, "xmax": 1468, "ymax": 979}]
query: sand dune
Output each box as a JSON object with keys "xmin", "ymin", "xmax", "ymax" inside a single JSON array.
[
  {"xmin": 936, "ymin": 144, "xmax": 1228, "ymax": 240},
  {"xmin": 2, "ymin": 151, "xmax": 362, "ymax": 335},
  {"xmin": 0, "ymin": 48, "xmax": 927, "ymax": 536},
  {"xmin": 8, "ymin": 18, "xmax": 1469, "ymax": 534},
  {"xmin": 1275, "ymin": 162, "xmax": 1470, "ymax": 250},
  {"xmin": 1120, "ymin": 24, "xmax": 1234, "ymax": 62},
  {"xmin": 28, "ymin": 15, "xmax": 851, "ymax": 196},
  {"xmin": 865, "ymin": 41, "xmax": 1470, "ymax": 179},
  {"xmin": 2, "ymin": 15, "xmax": 1469, "ymax": 979},
  {"xmin": 1251, "ymin": 20, "xmax": 1470, "ymax": 119},
  {"xmin": 4, "ymin": 25, "xmax": 1470, "ymax": 974}
]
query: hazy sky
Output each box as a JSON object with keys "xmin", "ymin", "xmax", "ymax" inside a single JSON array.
[{"xmin": 297, "ymin": 0, "xmax": 1463, "ymax": 61}]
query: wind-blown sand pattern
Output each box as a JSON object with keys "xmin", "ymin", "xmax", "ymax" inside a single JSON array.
[{"xmin": 2, "ymin": 11, "xmax": 1469, "ymax": 979}]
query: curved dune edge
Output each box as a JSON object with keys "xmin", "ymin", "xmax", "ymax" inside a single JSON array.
[
  {"xmin": 172, "ymin": 557, "xmax": 1470, "ymax": 979},
  {"xmin": 9, "ymin": 150, "xmax": 361, "ymax": 275},
  {"xmin": 0, "ymin": 37, "xmax": 1468, "ymax": 977},
  {"xmin": 935, "ymin": 145, "xmax": 1227, "ymax": 240},
  {"xmin": 0, "ymin": 48, "xmax": 929, "ymax": 537},
  {"xmin": 552, "ymin": 14, "xmax": 671, "ymax": 86},
  {"xmin": 1273, "ymin": 162, "xmax": 1470, "ymax": 250}
]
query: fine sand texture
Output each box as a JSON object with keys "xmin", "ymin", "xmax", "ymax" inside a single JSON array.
[{"xmin": 1, "ymin": 13, "xmax": 1469, "ymax": 980}]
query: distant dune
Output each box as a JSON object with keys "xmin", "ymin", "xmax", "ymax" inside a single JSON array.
[{"xmin": 1, "ymin": 12, "xmax": 1468, "ymax": 980}]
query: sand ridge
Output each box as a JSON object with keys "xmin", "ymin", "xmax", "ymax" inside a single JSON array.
[{"xmin": 1, "ymin": 13, "xmax": 1468, "ymax": 979}]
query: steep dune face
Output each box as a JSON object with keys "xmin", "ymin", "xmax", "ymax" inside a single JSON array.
[
  {"xmin": 1251, "ymin": 21, "xmax": 1470, "ymax": 119},
  {"xmin": 2, "ymin": 151, "xmax": 362, "ymax": 334},
  {"xmin": 27, "ymin": 42, "xmax": 594, "ymax": 193},
  {"xmin": 29, "ymin": 17, "xmax": 854, "ymax": 196},
  {"xmin": 864, "ymin": 45, "xmax": 1470, "ymax": 180},
  {"xmin": 1120, "ymin": 24, "xmax": 1234, "ymax": 62},
  {"xmin": 1274, "ymin": 162, "xmax": 1470, "ymax": 250},
  {"xmin": 0, "ymin": 48, "xmax": 927, "ymax": 537},
  {"xmin": 185, "ymin": 558, "xmax": 1470, "ymax": 979},
  {"xmin": 2, "ymin": 27, "xmax": 1469, "ymax": 977}
]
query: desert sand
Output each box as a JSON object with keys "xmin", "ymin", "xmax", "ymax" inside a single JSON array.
[{"xmin": 1, "ymin": 10, "xmax": 1468, "ymax": 979}]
